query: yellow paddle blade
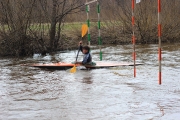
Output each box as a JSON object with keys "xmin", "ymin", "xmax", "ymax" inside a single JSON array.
[
  {"xmin": 81, "ymin": 24, "xmax": 88, "ymax": 37},
  {"xmin": 70, "ymin": 65, "xmax": 76, "ymax": 73}
]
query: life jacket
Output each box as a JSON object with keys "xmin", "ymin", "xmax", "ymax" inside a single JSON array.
[{"xmin": 82, "ymin": 52, "xmax": 92, "ymax": 65}]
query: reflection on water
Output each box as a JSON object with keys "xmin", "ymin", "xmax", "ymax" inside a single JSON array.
[{"xmin": 0, "ymin": 43, "xmax": 180, "ymax": 120}]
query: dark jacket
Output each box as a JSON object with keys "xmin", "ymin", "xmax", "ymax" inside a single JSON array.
[{"xmin": 80, "ymin": 46, "xmax": 92, "ymax": 65}]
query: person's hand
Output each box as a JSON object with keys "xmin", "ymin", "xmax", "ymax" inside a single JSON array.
[{"xmin": 79, "ymin": 41, "xmax": 82, "ymax": 46}]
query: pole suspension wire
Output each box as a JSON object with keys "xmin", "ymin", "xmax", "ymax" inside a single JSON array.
[{"xmin": 85, "ymin": 0, "xmax": 97, "ymax": 5}]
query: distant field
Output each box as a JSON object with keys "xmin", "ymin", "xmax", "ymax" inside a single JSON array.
[
  {"xmin": 0, "ymin": 21, "xmax": 122, "ymax": 38},
  {"xmin": 0, "ymin": 21, "xmax": 121, "ymax": 31}
]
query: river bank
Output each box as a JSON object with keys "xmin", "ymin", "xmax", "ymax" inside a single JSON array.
[{"xmin": 0, "ymin": 22, "xmax": 180, "ymax": 57}]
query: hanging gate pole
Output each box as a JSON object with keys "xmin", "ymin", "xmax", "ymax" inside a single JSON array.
[
  {"xmin": 86, "ymin": 0, "xmax": 91, "ymax": 46},
  {"xmin": 132, "ymin": 0, "xmax": 136, "ymax": 77},
  {"xmin": 97, "ymin": 1, "xmax": 102, "ymax": 61},
  {"xmin": 158, "ymin": 0, "xmax": 162, "ymax": 85},
  {"xmin": 85, "ymin": 0, "xmax": 102, "ymax": 61}
]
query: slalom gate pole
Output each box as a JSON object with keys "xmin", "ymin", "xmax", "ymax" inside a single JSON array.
[
  {"xmin": 86, "ymin": 0, "xmax": 91, "ymax": 46},
  {"xmin": 85, "ymin": 0, "xmax": 102, "ymax": 61},
  {"xmin": 158, "ymin": 0, "xmax": 162, "ymax": 85},
  {"xmin": 132, "ymin": 0, "xmax": 136, "ymax": 77},
  {"xmin": 97, "ymin": 1, "xmax": 102, "ymax": 61}
]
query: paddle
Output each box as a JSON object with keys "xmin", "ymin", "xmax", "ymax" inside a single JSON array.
[{"xmin": 70, "ymin": 24, "xmax": 88, "ymax": 73}]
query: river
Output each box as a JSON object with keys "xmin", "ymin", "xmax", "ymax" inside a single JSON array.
[{"xmin": 0, "ymin": 43, "xmax": 180, "ymax": 120}]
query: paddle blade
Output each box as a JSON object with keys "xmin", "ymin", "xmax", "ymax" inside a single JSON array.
[
  {"xmin": 81, "ymin": 24, "xmax": 88, "ymax": 37},
  {"xmin": 70, "ymin": 65, "xmax": 76, "ymax": 73}
]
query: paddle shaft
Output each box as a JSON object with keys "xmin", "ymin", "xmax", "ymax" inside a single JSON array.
[
  {"xmin": 75, "ymin": 43, "xmax": 82, "ymax": 62},
  {"xmin": 75, "ymin": 24, "xmax": 87, "ymax": 62}
]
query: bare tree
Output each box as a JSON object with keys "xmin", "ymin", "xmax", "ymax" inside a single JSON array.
[
  {"xmin": 101, "ymin": 0, "xmax": 180, "ymax": 44},
  {"xmin": 0, "ymin": 0, "xmax": 82, "ymax": 56},
  {"xmin": 47, "ymin": 0, "xmax": 83, "ymax": 50}
]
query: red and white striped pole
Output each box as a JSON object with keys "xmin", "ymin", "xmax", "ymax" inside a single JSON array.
[
  {"xmin": 158, "ymin": 0, "xmax": 162, "ymax": 85},
  {"xmin": 132, "ymin": 0, "xmax": 136, "ymax": 77}
]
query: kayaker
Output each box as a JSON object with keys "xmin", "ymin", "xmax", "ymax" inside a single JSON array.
[{"xmin": 74, "ymin": 41, "xmax": 96, "ymax": 65}]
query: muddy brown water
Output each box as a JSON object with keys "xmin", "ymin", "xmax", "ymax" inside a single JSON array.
[{"xmin": 0, "ymin": 43, "xmax": 180, "ymax": 120}]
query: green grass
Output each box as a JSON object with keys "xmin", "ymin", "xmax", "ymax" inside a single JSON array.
[{"xmin": 0, "ymin": 21, "xmax": 122, "ymax": 37}]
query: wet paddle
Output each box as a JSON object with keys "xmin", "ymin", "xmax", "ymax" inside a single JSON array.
[{"xmin": 70, "ymin": 24, "xmax": 88, "ymax": 73}]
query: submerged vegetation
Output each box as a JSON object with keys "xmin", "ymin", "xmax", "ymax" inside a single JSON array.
[{"xmin": 0, "ymin": 0, "xmax": 180, "ymax": 56}]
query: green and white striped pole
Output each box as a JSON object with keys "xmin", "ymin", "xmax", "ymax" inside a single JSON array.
[
  {"xmin": 85, "ymin": 0, "xmax": 102, "ymax": 60},
  {"xmin": 86, "ymin": 0, "xmax": 91, "ymax": 46},
  {"xmin": 97, "ymin": 1, "xmax": 102, "ymax": 61}
]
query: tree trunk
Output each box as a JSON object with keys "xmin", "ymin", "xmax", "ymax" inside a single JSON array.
[{"xmin": 49, "ymin": 0, "xmax": 57, "ymax": 51}]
